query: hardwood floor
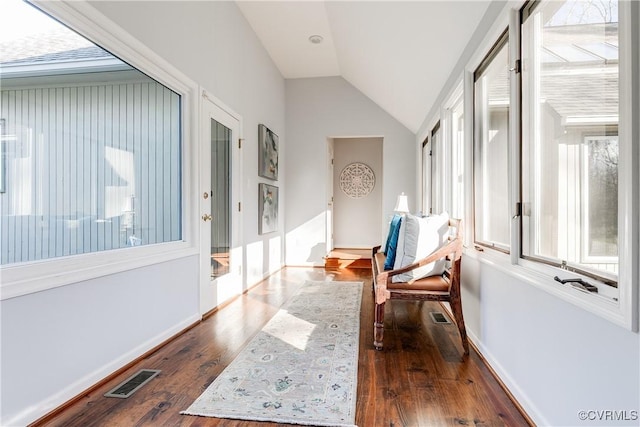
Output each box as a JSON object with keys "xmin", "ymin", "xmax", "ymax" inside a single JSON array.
[{"xmin": 35, "ymin": 267, "xmax": 531, "ymax": 427}]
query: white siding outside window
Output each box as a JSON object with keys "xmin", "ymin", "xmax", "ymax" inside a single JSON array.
[{"xmin": 1, "ymin": 81, "xmax": 181, "ymax": 264}]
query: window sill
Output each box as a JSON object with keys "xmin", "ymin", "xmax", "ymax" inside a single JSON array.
[
  {"xmin": 1, "ymin": 242, "xmax": 199, "ymax": 300},
  {"xmin": 462, "ymin": 246, "xmax": 629, "ymax": 330}
]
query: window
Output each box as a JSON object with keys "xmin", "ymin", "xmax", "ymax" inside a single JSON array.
[
  {"xmin": 421, "ymin": 136, "xmax": 430, "ymax": 215},
  {"xmin": 0, "ymin": 118, "xmax": 6, "ymax": 193},
  {"xmin": 521, "ymin": 0, "xmax": 619, "ymax": 283},
  {"xmin": 430, "ymin": 121, "xmax": 443, "ymax": 215},
  {"xmin": 473, "ymin": 31, "xmax": 510, "ymax": 251},
  {"xmin": 1, "ymin": 0, "xmax": 197, "ymax": 299},
  {"xmin": 449, "ymin": 89, "xmax": 465, "ymax": 221},
  {"xmin": 455, "ymin": 0, "xmax": 635, "ymax": 327},
  {"xmin": 0, "ymin": 0, "xmax": 182, "ymax": 265}
]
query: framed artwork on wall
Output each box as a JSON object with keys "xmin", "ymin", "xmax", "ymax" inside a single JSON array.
[
  {"xmin": 259, "ymin": 183, "xmax": 278, "ymax": 234},
  {"xmin": 258, "ymin": 124, "xmax": 278, "ymax": 180}
]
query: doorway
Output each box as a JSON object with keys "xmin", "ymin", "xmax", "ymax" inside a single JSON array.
[
  {"xmin": 200, "ymin": 95, "xmax": 242, "ymax": 315},
  {"xmin": 330, "ymin": 137, "xmax": 383, "ymax": 249}
]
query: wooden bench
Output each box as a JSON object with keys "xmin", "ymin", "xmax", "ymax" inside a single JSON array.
[{"xmin": 371, "ymin": 217, "xmax": 469, "ymax": 355}]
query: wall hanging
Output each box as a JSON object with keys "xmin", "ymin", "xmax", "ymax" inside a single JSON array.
[
  {"xmin": 339, "ymin": 162, "xmax": 375, "ymax": 199},
  {"xmin": 258, "ymin": 183, "xmax": 278, "ymax": 234},
  {"xmin": 258, "ymin": 124, "xmax": 278, "ymax": 180}
]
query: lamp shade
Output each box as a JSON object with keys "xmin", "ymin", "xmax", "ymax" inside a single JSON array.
[{"xmin": 394, "ymin": 192, "xmax": 409, "ymax": 214}]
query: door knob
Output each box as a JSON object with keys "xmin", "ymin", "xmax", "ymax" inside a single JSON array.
[{"xmin": 202, "ymin": 214, "xmax": 212, "ymax": 222}]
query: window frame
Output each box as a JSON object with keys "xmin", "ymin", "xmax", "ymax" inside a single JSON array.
[
  {"xmin": 472, "ymin": 29, "xmax": 512, "ymax": 254},
  {"xmin": 430, "ymin": 121, "xmax": 442, "ymax": 215},
  {"xmin": 421, "ymin": 135, "xmax": 430, "ymax": 215},
  {"xmin": 0, "ymin": 0, "xmax": 200, "ymax": 300},
  {"xmin": 445, "ymin": 82, "xmax": 465, "ymax": 222},
  {"xmin": 459, "ymin": 0, "xmax": 637, "ymax": 331},
  {"xmin": 0, "ymin": 118, "xmax": 6, "ymax": 194},
  {"xmin": 518, "ymin": 0, "xmax": 622, "ymax": 286}
]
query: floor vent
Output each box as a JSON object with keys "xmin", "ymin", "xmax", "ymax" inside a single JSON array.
[
  {"xmin": 429, "ymin": 311, "xmax": 451, "ymax": 324},
  {"xmin": 104, "ymin": 369, "xmax": 161, "ymax": 398}
]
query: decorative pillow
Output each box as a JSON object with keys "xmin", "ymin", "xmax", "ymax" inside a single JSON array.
[
  {"xmin": 392, "ymin": 212, "xmax": 449, "ymax": 282},
  {"xmin": 383, "ymin": 214, "xmax": 403, "ymax": 270}
]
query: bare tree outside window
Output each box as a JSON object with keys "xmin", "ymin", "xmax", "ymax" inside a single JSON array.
[{"xmin": 586, "ymin": 136, "xmax": 618, "ymax": 258}]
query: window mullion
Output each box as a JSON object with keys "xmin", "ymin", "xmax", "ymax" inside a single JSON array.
[{"xmin": 509, "ymin": 8, "xmax": 522, "ymax": 265}]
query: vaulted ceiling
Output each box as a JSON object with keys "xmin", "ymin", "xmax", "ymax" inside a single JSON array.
[{"xmin": 236, "ymin": 1, "xmax": 492, "ymax": 133}]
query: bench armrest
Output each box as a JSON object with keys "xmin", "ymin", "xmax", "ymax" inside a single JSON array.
[{"xmin": 374, "ymin": 236, "xmax": 462, "ymax": 304}]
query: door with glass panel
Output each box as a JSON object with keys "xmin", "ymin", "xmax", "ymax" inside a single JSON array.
[{"xmin": 200, "ymin": 97, "xmax": 242, "ymax": 315}]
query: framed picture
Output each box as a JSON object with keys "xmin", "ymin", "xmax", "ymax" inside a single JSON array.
[
  {"xmin": 258, "ymin": 124, "xmax": 278, "ymax": 180},
  {"xmin": 259, "ymin": 183, "xmax": 278, "ymax": 234}
]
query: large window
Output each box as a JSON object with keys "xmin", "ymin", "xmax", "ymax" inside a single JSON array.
[
  {"xmin": 449, "ymin": 90, "xmax": 465, "ymax": 221},
  {"xmin": 521, "ymin": 0, "xmax": 619, "ymax": 282},
  {"xmin": 423, "ymin": 86, "xmax": 465, "ymax": 224},
  {"xmin": 0, "ymin": 0, "xmax": 182, "ymax": 265},
  {"xmin": 430, "ymin": 121, "xmax": 443, "ymax": 215},
  {"xmin": 473, "ymin": 32, "xmax": 510, "ymax": 251},
  {"xmin": 428, "ymin": 0, "xmax": 634, "ymax": 327},
  {"xmin": 421, "ymin": 136, "xmax": 430, "ymax": 215}
]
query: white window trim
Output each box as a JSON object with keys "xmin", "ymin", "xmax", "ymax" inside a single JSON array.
[
  {"xmin": 463, "ymin": 247, "xmax": 625, "ymax": 327},
  {"xmin": 0, "ymin": 0, "xmax": 200, "ymax": 300},
  {"xmin": 462, "ymin": 0, "xmax": 638, "ymax": 331},
  {"xmin": 439, "ymin": 79, "xmax": 464, "ymax": 219},
  {"xmin": 421, "ymin": 136, "xmax": 430, "ymax": 215}
]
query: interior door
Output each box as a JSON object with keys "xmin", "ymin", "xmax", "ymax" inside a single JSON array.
[{"xmin": 200, "ymin": 96, "xmax": 242, "ymax": 315}]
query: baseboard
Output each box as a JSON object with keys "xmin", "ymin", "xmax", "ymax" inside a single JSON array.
[
  {"xmin": 22, "ymin": 314, "xmax": 200, "ymax": 427},
  {"xmin": 466, "ymin": 328, "xmax": 547, "ymax": 427}
]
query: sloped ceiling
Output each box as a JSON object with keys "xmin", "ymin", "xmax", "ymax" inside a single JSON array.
[{"xmin": 236, "ymin": 1, "xmax": 492, "ymax": 133}]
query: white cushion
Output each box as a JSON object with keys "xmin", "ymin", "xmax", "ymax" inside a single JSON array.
[{"xmin": 392, "ymin": 212, "xmax": 449, "ymax": 282}]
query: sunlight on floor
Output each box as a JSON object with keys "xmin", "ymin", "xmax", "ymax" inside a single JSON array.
[{"xmin": 264, "ymin": 310, "xmax": 316, "ymax": 351}]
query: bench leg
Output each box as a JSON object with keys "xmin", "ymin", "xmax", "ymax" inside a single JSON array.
[
  {"xmin": 373, "ymin": 302, "xmax": 385, "ymax": 350},
  {"xmin": 449, "ymin": 292, "xmax": 469, "ymax": 355}
]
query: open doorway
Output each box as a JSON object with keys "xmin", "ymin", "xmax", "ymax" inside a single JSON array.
[{"xmin": 328, "ymin": 137, "xmax": 383, "ymax": 252}]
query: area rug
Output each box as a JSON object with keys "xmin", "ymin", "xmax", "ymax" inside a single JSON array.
[{"xmin": 181, "ymin": 280, "xmax": 363, "ymax": 426}]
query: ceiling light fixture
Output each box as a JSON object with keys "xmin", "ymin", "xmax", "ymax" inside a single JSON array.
[{"xmin": 308, "ymin": 35, "xmax": 323, "ymax": 44}]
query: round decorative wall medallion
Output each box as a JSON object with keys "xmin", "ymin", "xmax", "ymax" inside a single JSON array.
[{"xmin": 339, "ymin": 162, "xmax": 375, "ymax": 199}]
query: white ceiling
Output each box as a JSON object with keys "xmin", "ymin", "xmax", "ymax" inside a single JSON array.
[{"xmin": 236, "ymin": 1, "xmax": 492, "ymax": 133}]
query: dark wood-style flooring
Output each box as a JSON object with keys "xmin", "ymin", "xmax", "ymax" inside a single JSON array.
[{"xmin": 35, "ymin": 267, "xmax": 531, "ymax": 427}]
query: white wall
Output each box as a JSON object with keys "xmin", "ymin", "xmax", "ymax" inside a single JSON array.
[
  {"xmin": 285, "ymin": 77, "xmax": 415, "ymax": 266},
  {"xmin": 0, "ymin": 1, "xmax": 285, "ymax": 425},
  {"xmin": 1, "ymin": 257, "xmax": 199, "ymax": 426},
  {"xmin": 420, "ymin": 2, "xmax": 640, "ymax": 426},
  {"xmin": 333, "ymin": 137, "xmax": 383, "ymax": 248},
  {"xmin": 461, "ymin": 255, "xmax": 639, "ymax": 426}
]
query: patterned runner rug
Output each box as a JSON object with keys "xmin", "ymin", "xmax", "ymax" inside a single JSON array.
[{"xmin": 182, "ymin": 280, "xmax": 363, "ymax": 426}]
